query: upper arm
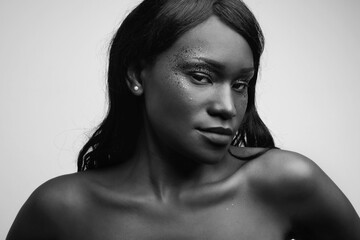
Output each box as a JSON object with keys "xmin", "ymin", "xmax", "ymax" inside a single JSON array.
[
  {"xmin": 287, "ymin": 155, "xmax": 360, "ymax": 239},
  {"xmin": 257, "ymin": 150, "xmax": 360, "ymax": 239},
  {"xmin": 6, "ymin": 174, "xmax": 85, "ymax": 240},
  {"xmin": 6, "ymin": 182, "xmax": 61, "ymax": 240}
]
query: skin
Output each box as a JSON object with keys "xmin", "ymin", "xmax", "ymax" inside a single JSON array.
[{"xmin": 7, "ymin": 16, "xmax": 360, "ymax": 240}]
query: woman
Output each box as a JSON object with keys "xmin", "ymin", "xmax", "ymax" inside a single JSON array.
[{"xmin": 7, "ymin": 0, "xmax": 360, "ymax": 239}]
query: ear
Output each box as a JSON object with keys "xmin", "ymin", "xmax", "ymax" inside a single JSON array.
[{"xmin": 126, "ymin": 64, "xmax": 144, "ymax": 96}]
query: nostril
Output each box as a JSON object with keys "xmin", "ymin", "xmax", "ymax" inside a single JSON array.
[{"xmin": 207, "ymin": 102, "xmax": 236, "ymax": 120}]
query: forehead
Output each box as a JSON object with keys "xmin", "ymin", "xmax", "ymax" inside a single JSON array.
[{"xmin": 164, "ymin": 16, "xmax": 254, "ymax": 70}]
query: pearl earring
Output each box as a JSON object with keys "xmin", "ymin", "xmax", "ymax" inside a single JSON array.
[{"xmin": 134, "ymin": 86, "xmax": 139, "ymax": 91}]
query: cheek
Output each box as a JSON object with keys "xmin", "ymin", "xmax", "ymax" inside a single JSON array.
[
  {"xmin": 235, "ymin": 93, "xmax": 248, "ymax": 125},
  {"xmin": 145, "ymin": 71, "xmax": 197, "ymax": 125},
  {"xmin": 168, "ymin": 73, "xmax": 195, "ymax": 107}
]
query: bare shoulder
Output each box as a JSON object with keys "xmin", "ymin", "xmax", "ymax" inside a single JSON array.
[
  {"xmin": 232, "ymin": 147, "xmax": 360, "ymax": 238},
  {"xmin": 228, "ymin": 147, "xmax": 317, "ymax": 201},
  {"xmin": 245, "ymin": 148, "xmax": 317, "ymax": 199},
  {"xmin": 6, "ymin": 172, "xmax": 94, "ymax": 240},
  {"xmin": 29, "ymin": 172, "xmax": 94, "ymax": 210}
]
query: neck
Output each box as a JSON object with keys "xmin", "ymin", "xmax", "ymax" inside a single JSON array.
[{"xmin": 125, "ymin": 121, "xmax": 232, "ymax": 202}]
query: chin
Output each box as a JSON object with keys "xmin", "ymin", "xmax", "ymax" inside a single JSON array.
[{"xmin": 191, "ymin": 146, "xmax": 229, "ymax": 165}]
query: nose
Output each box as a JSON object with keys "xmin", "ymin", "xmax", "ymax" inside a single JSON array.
[{"xmin": 207, "ymin": 84, "xmax": 236, "ymax": 120}]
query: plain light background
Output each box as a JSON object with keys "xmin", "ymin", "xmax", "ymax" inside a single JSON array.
[{"xmin": 1, "ymin": 0, "xmax": 359, "ymax": 237}]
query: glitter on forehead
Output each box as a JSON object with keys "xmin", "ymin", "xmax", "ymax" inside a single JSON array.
[
  {"xmin": 175, "ymin": 46, "xmax": 202, "ymax": 60},
  {"xmin": 169, "ymin": 44, "xmax": 207, "ymax": 69}
]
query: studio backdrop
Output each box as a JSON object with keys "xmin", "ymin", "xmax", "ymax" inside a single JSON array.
[{"xmin": 1, "ymin": 0, "xmax": 359, "ymax": 238}]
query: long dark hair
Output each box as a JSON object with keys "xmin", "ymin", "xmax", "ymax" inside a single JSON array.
[{"xmin": 77, "ymin": 0, "xmax": 275, "ymax": 171}]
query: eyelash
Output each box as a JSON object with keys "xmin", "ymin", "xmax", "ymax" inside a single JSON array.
[
  {"xmin": 232, "ymin": 80, "xmax": 249, "ymax": 92},
  {"xmin": 190, "ymin": 72, "xmax": 249, "ymax": 92},
  {"xmin": 191, "ymin": 73, "xmax": 212, "ymax": 84}
]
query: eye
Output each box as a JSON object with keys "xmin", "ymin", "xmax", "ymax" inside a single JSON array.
[
  {"xmin": 191, "ymin": 73, "xmax": 212, "ymax": 84},
  {"xmin": 232, "ymin": 80, "xmax": 249, "ymax": 92}
]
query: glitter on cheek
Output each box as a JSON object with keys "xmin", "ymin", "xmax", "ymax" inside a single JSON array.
[
  {"xmin": 168, "ymin": 70, "xmax": 194, "ymax": 103},
  {"xmin": 165, "ymin": 45, "xmax": 207, "ymax": 103},
  {"xmin": 166, "ymin": 63, "xmax": 193, "ymax": 102}
]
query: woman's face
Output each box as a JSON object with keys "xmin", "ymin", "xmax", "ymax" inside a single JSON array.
[{"xmin": 141, "ymin": 16, "xmax": 254, "ymax": 164}]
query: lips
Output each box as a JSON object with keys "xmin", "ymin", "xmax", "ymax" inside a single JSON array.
[
  {"xmin": 197, "ymin": 127, "xmax": 234, "ymax": 145},
  {"xmin": 200, "ymin": 127, "xmax": 233, "ymax": 136}
]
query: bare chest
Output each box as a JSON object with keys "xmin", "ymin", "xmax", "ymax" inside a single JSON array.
[{"xmin": 59, "ymin": 198, "xmax": 290, "ymax": 240}]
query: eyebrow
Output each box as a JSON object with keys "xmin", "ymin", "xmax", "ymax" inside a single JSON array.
[{"xmin": 189, "ymin": 57, "xmax": 255, "ymax": 76}]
